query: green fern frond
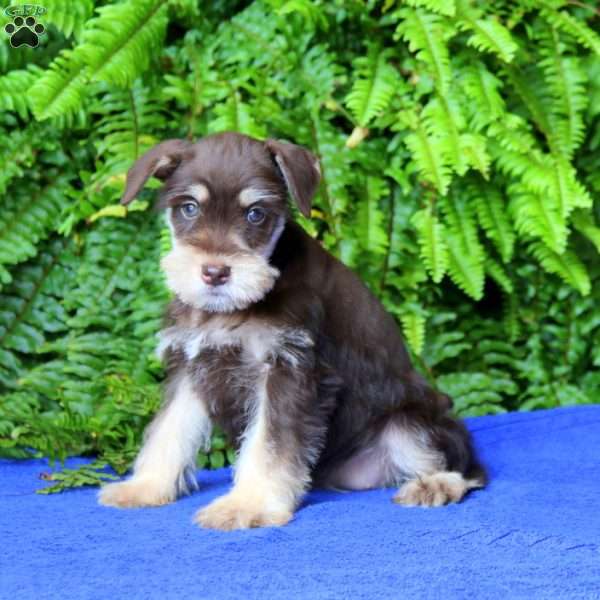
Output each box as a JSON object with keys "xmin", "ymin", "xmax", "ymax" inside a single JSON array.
[
  {"xmin": 0, "ymin": 129, "xmax": 35, "ymax": 196},
  {"xmin": 44, "ymin": 0, "xmax": 95, "ymax": 39},
  {"xmin": 208, "ymin": 92, "xmax": 267, "ymax": 139},
  {"xmin": 0, "ymin": 67, "xmax": 41, "ymax": 118},
  {"xmin": 394, "ymin": 7, "xmax": 453, "ymax": 94},
  {"xmin": 345, "ymin": 45, "xmax": 399, "ymax": 127},
  {"xmin": 510, "ymin": 187, "xmax": 567, "ymax": 254},
  {"xmin": 460, "ymin": 133, "xmax": 491, "ymax": 179},
  {"xmin": 29, "ymin": 50, "xmax": 91, "ymax": 120},
  {"xmin": 456, "ymin": 13, "xmax": 518, "ymax": 63},
  {"xmin": 404, "ymin": 121, "xmax": 452, "ymax": 195},
  {"xmin": 0, "ymin": 178, "xmax": 71, "ymax": 285},
  {"xmin": 445, "ymin": 231, "xmax": 485, "ymax": 300},
  {"xmin": 471, "ymin": 183, "xmax": 515, "ymax": 262},
  {"xmin": 422, "ymin": 95, "xmax": 466, "ymax": 174},
  {"xmin": 485, "ymin": 257, "xmax": 513, "ymax": 294},
  {"xmin": 403, "ymin": 0, "xmax": 455, "ymax": 17},
  {"xmin": 539, "ymin": 28, "xmax": 588, "ymax": 155},
  {"xmin": 78, "ymin": 0, "xmax": 169, "ymax": 87},
  {"xmin": 0, "ymin": 238, "xmax": 74, "ymax": 387},
  {"xmin": 400, "ymin": 308, "xmax": 426, "ymax": 356},
  {"xmin": 356, "ymin": 176, "xmax": 389, "ymax": 255},
  {"xmin": 440, "ymin": 191, "xmax": 483, "ymax": 262},
  {"xmin": 89, "ymin": 81, "xmax": 166, "ymax": 196},
  {"xmin": 460, "ymin": 62, "xmax": 505, "ymax": 131},
  {"xmin": 572, "ymin": 210, "xmax": 600, "ymax": 254},
  {"xmin": 503, "ymin": 65, "xmax": 552, "ymax": 137},
  {"xmin": 437, "ymin": 371, "xmax": 512, "ymax": 416},
  {"xmin": 530, "ymin": 241, "xmax": 590, "ymax": 295},
  {"xmin": 411, "ymin": 208, "xmax": 448, "ymax": 283},
  {"xmin": 539, "ymin": 3, "xmax": 600, "ymax": 57}
]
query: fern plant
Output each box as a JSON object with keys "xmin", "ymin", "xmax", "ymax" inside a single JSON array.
[{"xmin": 1, "ymin": 0, "xmax": 599, "ymax": 491}]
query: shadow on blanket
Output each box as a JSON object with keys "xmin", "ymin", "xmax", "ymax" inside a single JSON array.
[{"xmin": 1, "ymin": 406, "xmax": 599, "ymax": 600}]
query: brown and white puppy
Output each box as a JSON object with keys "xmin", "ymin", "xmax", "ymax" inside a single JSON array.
[{"xmin": 98, "ymin": 132, "xmax": 486, "ymax": 530}]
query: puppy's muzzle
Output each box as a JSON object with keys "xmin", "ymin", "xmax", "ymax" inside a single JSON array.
[{"xmin": 201, "ymin": 264, "xmax": 231, "ymax": 287}]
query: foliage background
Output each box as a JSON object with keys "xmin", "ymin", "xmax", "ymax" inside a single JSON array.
[{"xmin": 0, "ymin": 0, "xmax": 599, "ymax": 491}]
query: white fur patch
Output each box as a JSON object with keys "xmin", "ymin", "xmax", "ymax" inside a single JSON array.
[
  {"xmin": 98, "ymin": 374, "xmax": 211, "ymax": 507},
  {"xmin": 261, "ymin": 214, "xmax": 285, "ymax": 259},
  {"xmin": 161, "ymin": 240, "xmax": 280, "ymax": 313},
  {"xmin": 238, "ymin": 188, "xmax": 280, "ymax": 208},
  {"xmin": 157, "ymin": 319, "xmax": 313, "ymax": 367},
  {"xmin": 381, "ymin": 423, "xmax": 445, "ymax": 482},
  {"xmin": 185, "ymin": 184, "xmax": 209, "ymax": 203}
]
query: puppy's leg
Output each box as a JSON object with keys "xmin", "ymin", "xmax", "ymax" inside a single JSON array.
[
  {"xmin": 323, "ymin": 415, "xmax": 485, "ymax": 506},
  {"xmin": 387, "ymin": 415, "xmax": 486, "ymax": 507},
  {"xmin": 99, "ymin": 372, "xmax": 211, "ymax": 508},
  {"xmin": 196, "ymin": 360, "xmax": 319, "ymax": 531}
]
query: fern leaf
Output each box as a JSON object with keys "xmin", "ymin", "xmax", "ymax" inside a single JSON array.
[
  {"xmin": 503, "ymin": 65, "xmax": 552, "ymax": 137},
  {"xmin": 0, "ymin": 239, "xmax": 74, "ymax": 387},
  {"xmin": 0, "ymin": 129, "xmax": 35, "ymax": 196},
  {"xmin": 539, "ymin": 28, "xmax": 588, "ymax": 155},
  {"xmin": 539, "ymin": 4, "xmax": 600, "ymax": 57},
  {"xmin": 0, "ymin": 178, "xmax": 71, "ymax": 283},
  {"xmin": 472, "ymin": 184, "xmax": 515, "ymax": 262},
  {"xmin": 345, "ymin": 45, "xmax": 399, "ymax": 127},
  {"xmin": 403, "ymin": 0, "xmax": 455, "ymax": 17},
  {"xmin": 208, "ymin": 92, "xmax": 266, "ymax": 139},
  {"xmin": 458, "ymin": 17, "xmax": 518, "ymax": 63},
  {"xmin": 485, "ymin": 257, "xmax": 514, "ymax": 294},
  {"xmin": 572, "ymin": 210, "xmax": 600, "ymax": 254},
  {"xmin": 0, "ymin": 67, "xmax": 40, "ymax": 118},
  {"xmin": 460, "ymin": 62, "xmax": 505, "ymax": 131},
  {"xmin": 510, "ymin": 187, "xmax": 567, "ymax": 254},
  {"xmin": 394, "ymin": 7, "xmax": 453, "ymax": 94},
  {"xmin": 530, "ymin": 242, "xmax": 590, "ymax": 296},
  {"xmin": 356, "ymin": 176, "xmax": 389, "ymax": 255},
  {"xmin": 460, "ymin": 133, "xmax": 491, "ymax": 179},
  {"xmin": 404, "ymin": 122, "xmax": 452, "ymax": 195},
  {"xmin": 400, "ymin": 309, "xmax": 426, "ymax": 356},
  {"xmin": 411, "ymin": 208, "xmax": 448, "ymax": 282},
  {"xmin": 445, "ymin": 231, "xmax": 485, "ymax": 300},
  {"xmin": 29, "ymin": 50, "xmax": 90, "ymax": 120},
  {"xmin": 422, "ymin": 95, "xmax": 467, "ymax": 175},
  {"xmin": 44, "ymin": 0, "xmax": 95, "ymax": 39},
  {"xmin": 78, "ymin": 0, "xmax": 169, "ymax": 88},
  {"xmin": 437, "ymin": 371, "xmax": 512, "ymax": 416}
]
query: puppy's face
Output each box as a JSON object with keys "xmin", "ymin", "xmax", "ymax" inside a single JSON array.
[{"xmin": 120, "ymin": 133, "xmax": 320, "ymax": 313}]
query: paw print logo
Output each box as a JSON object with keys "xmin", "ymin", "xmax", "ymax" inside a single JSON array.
[{"xmin": 4, "ymin": 15, "xmax": 45, "ymax": 48}]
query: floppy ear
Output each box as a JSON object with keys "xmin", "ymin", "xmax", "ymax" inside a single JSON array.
[
  {"xmin": 120, "ymin": 139, "xmax": 191, "ymax": 205},
  {"xmin": 265, "ymin": 139, "xmax": 320, "ymax": 218}
]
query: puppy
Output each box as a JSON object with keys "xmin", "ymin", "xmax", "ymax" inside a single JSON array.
[{"xmin": 99, "ymin": 132, "xmax": 486, "ymax": 530}]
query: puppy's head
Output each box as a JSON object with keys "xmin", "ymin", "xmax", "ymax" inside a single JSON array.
[{"xmin": 121, "ymin": 132, "xmax": 320, "ymax": 313}]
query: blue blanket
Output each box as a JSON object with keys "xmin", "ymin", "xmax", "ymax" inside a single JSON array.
[{"xmin": 1, "ymin": 406, "xmax": 599, "ymax": 599}]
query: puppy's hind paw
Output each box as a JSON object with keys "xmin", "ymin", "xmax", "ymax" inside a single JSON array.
[
  {"xmin": 98, "ymin": 478, "xmax": 175, "ymax": 508},
  {"xmin": 194, "ymin": 493, "xmax": 292, "ymax": 531},
  {"xmin": 394, "ymin": 472, "xmax": 473, "ymax": 507}
]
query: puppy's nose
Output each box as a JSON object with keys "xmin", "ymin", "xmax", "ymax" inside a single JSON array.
[{"xmin": 201, "ymin": 264, "xmax": 231, "ymax": 286}]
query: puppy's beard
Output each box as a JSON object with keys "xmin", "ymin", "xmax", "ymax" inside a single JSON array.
[{"xmin": 161, "ymin": 243, "xmax": 280, "ymax": 313}]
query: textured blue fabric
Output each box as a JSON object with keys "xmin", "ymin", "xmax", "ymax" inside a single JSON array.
[{"xmin": 1, "ymin": 406, "xmax": 599, "ymax": 600}]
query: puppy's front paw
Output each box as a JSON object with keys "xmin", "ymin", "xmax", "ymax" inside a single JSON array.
[
  {"xmin": 98, "ymin": 478, "xmax": 175, "ymax": 508},
  {"xmin": 194, "ymin": 493, "xmax": 292, "ymax": 531},
  {"xmin": 394, "ymin": 472, "xmax": 467, "ymax": 507}
]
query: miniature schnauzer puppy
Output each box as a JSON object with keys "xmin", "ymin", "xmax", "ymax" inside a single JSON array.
[{"xmin": 98, "ymin": 132, "xmax": 486, "ymax": 530}]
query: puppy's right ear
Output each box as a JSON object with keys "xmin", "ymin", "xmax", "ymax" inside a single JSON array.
[{"xmin": 120, "ymin": 139, "xmax": 190, "ymax": 205}]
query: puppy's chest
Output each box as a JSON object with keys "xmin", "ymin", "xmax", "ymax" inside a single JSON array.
[{"xmin": 158, "ymin": 316, "xmax": 313, "ymax": 440}]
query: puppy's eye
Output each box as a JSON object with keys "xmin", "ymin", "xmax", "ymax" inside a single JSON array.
[
  {"xmin": 247, "ymin": 207, "xmax": 266, "ymax": 225},
  {"xmin": 180, "ymin": 201, "xmax": 200, "ymax": 220}
]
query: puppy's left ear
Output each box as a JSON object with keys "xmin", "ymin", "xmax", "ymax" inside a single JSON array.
[
  {"xmin": 265, "ymin": 139, "xmax": 320, "ymax": 218},
  {"xmin": 121, "ymin": 139, "xmax": 191, "ymax": 205}
]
